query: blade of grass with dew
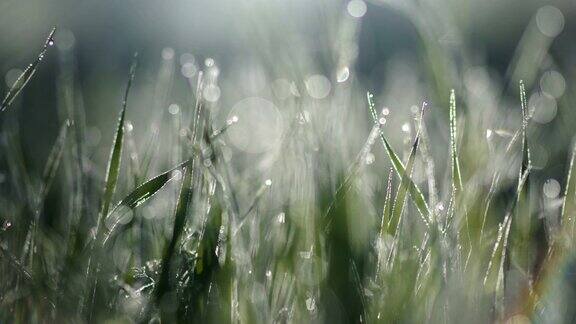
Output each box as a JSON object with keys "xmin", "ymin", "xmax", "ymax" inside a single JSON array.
[
  {"xmin": 512, "ymin": 80, "xmax": 533, "ymax": 270},
  {"xmin": 449, "ymin": 90, "xmax": 462, "ymax": 192},
  {"xmin": 152, "ymin": 72, "xmax": 204, "ymax": 321},
  {"xmin": 561, "ymin": 141, "xmax": 576, "ymax": 242},
  {"xmin": 153, "ymin": 163, "xmax": 193, "ymax": 320},
  {"xmin": 386, "ymin": 134, "xmax": 421, "ymax": 236},
  {"xmin": 95, "ymin": 53, "xmax": 139, "ymax": 235},
  {"xmin": 367, "ymin": 92, "xmax": 430, "ymax": 224},
  {"xmin": 101, "ymin": 159, "xmax": 192, "ymax": 246},
  {"xmin": 85, "ymin": 53, "xmax": 138, "ymax": 318},
  {"xmin": 1, "ymin": 27, "xmax": 56, "ymax": 113},
  {"xmin": 376, "ymin": 169, "xmax": 393, "ymax": 276}
]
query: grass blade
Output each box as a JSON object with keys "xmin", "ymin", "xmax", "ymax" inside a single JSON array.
[
  {"xmin": 449, "ymin": 90, "xmax": 462, "ymax": 192},
  {"xmin": 1, "ymin": 27, "xmax": 56, "ymax": 113},
  {"xmin": 367, "ymin": 92, "xmax": 430, "ymax": 224},
  {"xmin": 154, "ymin": 161, "xmax": 193, "ymax": 319},
  {"xmin": 387, "ymin": 135, "xmax": 421, "ymax": 235},
  {"xmin": 561, "ymin": 141, "xmax": 576, "ymax": 241},
  {"xmin": 95, "ymin": 53, "xmax": 138, "ymax": 237},
  {"xmin": 102, "ymin": 159, "xmax": 191, "ymax": 245}
]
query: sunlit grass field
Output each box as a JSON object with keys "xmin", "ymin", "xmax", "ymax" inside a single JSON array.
[{"xmin": 1, "ymin": 1, "xmax": 576, "ymax": 323}]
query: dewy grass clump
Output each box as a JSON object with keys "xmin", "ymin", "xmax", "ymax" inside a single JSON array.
[{"xmin": 1, "ymin": 1, "xmax": 576, "ymax": 323}]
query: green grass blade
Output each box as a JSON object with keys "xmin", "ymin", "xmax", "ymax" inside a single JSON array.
[
  {"xmin": 154, "ymin": 163, "xmax": 194, "ymax": 314},
  {"xmin": 519, "ymin": 80, "xmax": 531, "ymax": 176},
  {"xmin": 387, "ymin": 135, "xmax": 421, "ymax": 235},
  {"xmin": 102, "ymin": 159, "xmax": 191, "ymax": 245},
  {"xmin": 1, "ymin": 27, "xmax": 56, "ymax": 113},
  {"xmin": 449, "ymin": 89, "xmax": 462, "ymax": 192},
  {"xmin": 367, "ymin": 92, "xmax": 430, "ymax": 224},
  {"xmin": 561, "ymin": 142, "xmax": 576, "ymax": 241},
  {"xmin": 95, "ymin": 53, "xmax": 138, "ymax": 236},
  {"xmin": 376, "ymin": 168, "xmax": 394, "ymax": 275}
]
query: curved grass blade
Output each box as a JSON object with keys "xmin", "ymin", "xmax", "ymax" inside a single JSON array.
[
  {"xmin": 102, "ymin": 159, "xmax": 191, "ymax": 246},
  {"xmin": 95, "ymin": 53, "xmax": 138, "ymax": 237},
  {"xmin": 85, "ymin": 53, "xmax": 138, "ymax": 318},
  {"xmin": 1, "ymin": 27, "xmax": 56, "ymax": 113},
  {"xmin": 367, "ymin": 92, "xmax": 430, "ymax": 224}
]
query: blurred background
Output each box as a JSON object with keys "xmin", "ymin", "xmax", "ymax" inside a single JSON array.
[{"xmin": 0, "ymin": 0, "xmax": 575, "ymax": 177}]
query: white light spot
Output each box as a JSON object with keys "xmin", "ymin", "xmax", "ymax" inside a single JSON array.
[
  {"xmin": 277, "ymin": 212, "xmax": 286, "ymax": 224},
  {"xmin": 181, "ymin": 63, "xmax": 197, "ymax": 79},
  {"xmin": 306, "ymin": 297, "xmax": 316, "ymax": 312},
  {"xmin": 529, "ymin": 93, "xmax": 557, "ymax": 124},
  {"xmin": 378, "ymin": 117, "xmax": 386, "ymax": 125},
  {"xmin": 227, "ymin": 115, "xmax": 239, "ymax": 125},
  {"xmin": 382, "ymin": 108, "xmax": 390, "ymax": 116},
  {"xmin": 124, "ymin": 120, "xmax": 134, "ymax": 132},
  {"xmin": 336, "ymin": 66, "xmax": 350, "ymax": 83},
  {"xmin": 168, "ymin": 104, "xmax": 180, "ymax": 115},
  {"xmin": 172, "ymin": 170, "xmax": 183, "ymax": 181},
  {"xmin": 5, "ymin": 68, "xmax": 23, "ymax": 87},
  {"xmin": 227, "ymin": 97, "xmax": 283, "ymax": 153},
  {"xmin": 265, "ymin": 270, "xmax": 272, "ymax": 278},
  {"xmin": 297, "ymin": 110, "xmax": 311, "ymax": 124},
  {"xmin": 365, "ymin": 152, "xmax": 375, "ymax": 165},
  {"xmin": 540, "ymin": 71, "xmax": 565, "ymax": 99},
  {"xmin": 543, "ymin": 179, "xmax": 561, "ymax": 199},
  {"xmin": 486, "ymin": 129, "xmax": 493, "ymax": 139},
  {"xmin": 436, "ymin": 203, "xmax": 445, "ymax": 211},
  {"xmin": 401, "ymin": 123, "xmax": 410, "ymax": 133},
  {"xmin": 305, "ymin": 75, "xmax": 331, "ymax": 99},
  {"xmin": 347, "ymin": 0, "xmax": 367, "ymax": 18},
  {"xmin": 203, "ymin": 85, "xmax": 221, "ymax": 102},
  {"xmin": 54, "ymin": 29, "xmax": 75, "ymax": 51},
  {"xmin": 161, "ymin": 47, "xmax": 175, "ymax": 60},
  {"xmin": 536, "ymin": 6, "xmax": 564, "ymax": 38},
  {"xmin": 265, "ymin": 179, "xmax": 272, "ymax": 186},
  {"xmin": 205, "ymin": 58, "xmax": 215, "ymax": 67}
]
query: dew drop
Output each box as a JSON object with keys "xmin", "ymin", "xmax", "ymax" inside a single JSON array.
[
  {"xmin": 543, "ymin": 178, "xmax": 561, "ymax": 199},
  {"xmin": 347, "ymin": 0, "xmax": 367, "ymax": 18},
  {"xmin": 306, "ymin": 297, "xmax": 316, "ymax": 312},
  {"xmin": 168, "ymin": 103, "xmax": 180, "ymax": 115},
  {"xmin": 365, "ymin": 152, "xmax": 375, "ymax": 165},
  {"xmin": 401, "ymin": 123, "xmax": 410, "ymax": 132},
  {"xmin": 277, "ymin": 212, "xmax": 286, "ymax": 224}
]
